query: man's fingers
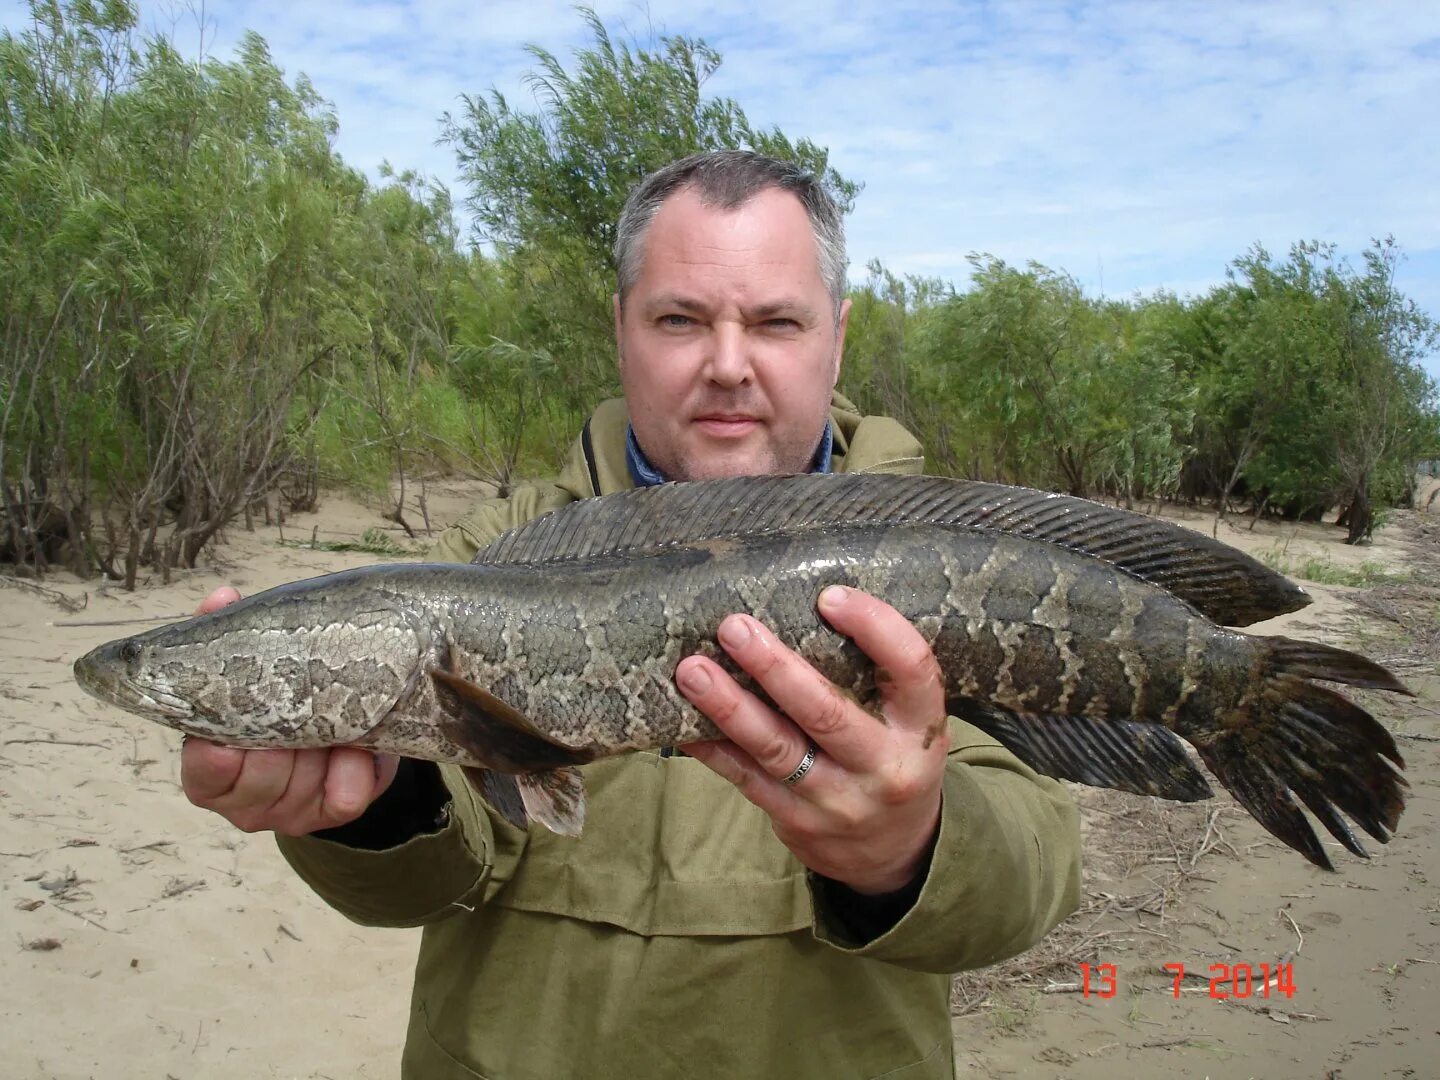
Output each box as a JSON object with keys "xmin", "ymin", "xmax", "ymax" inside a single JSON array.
[
  {"xmin": 265, "ymin": 748, "xmax": 334, "ymax": 827},
  {"xmin": 676, "ymin": 649, "xmax": 839, "ymax": 783},
  {"xmin": 704, "ymin": 614, "xmax": 882, "ymax": 770},
  {"xmin": 180, "ymin": 738, "xmax": 249, "ymax": 804},
  {"xmin": 219, "ymin": 749, "xmax": 298, "ymax": 828},
  {"xmin": 182, "ymin": 740, "xmax": 391, "ymax": 835},
  {"xmin": 817, "ymin": 586, "xmax": 945, "ymax": 733},
  {"xmin": 373, "ymin": 753, "xmax": 401, "ymax": 796},
  {"xmin": 321, "ymin": 747, "xmax": 390, "ymax": 825},
  {"xmin": 681, "ymin": 739, "xmax": 801, "ymax": 822}
]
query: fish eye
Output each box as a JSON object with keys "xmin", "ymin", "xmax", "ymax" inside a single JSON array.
[{"xmin": 120, "ymin": 641, "xmax": 141, "ymax": 663}]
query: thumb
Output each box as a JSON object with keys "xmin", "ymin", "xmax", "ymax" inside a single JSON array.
[{"xmin": 196, "ymin": 586, "xmax": 242, "ymax": 616}]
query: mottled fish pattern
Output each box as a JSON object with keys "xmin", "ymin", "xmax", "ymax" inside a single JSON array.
[{"xmin": 73, "ymin": 474, "xmax": 1409, "ymax": 868}]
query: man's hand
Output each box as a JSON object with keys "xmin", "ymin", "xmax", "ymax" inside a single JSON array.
[
  {"xmin": 678, "ymin": 585, "xmax": 948, "ymax": 896},
  {"xmin": 179, "ymin": 586, "xmax": 399, "ymax": 837}
]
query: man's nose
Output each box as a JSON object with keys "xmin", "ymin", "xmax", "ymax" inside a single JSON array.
[{"xmin": 705, "ymin": 323, "xmax": 752, "ymax": 387}]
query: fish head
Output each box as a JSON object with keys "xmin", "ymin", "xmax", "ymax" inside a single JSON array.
[
  {"xmin": 73, "ymin": 581, "xmax": 436, "ymax": 748},
  {"xmin": 74, "ymin": 613, "xmax": 241, "ymax": 743},
  {"xmin": 74, "ymin": 625, "xmax": 205, "ymax": 725}
]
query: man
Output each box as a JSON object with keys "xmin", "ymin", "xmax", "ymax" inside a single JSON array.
[{"xmin": 183, "ymin": 151, "xmax": 1082, "ymax": 1077}]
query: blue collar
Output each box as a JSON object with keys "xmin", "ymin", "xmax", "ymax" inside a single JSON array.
[{"xmin": 625, "ymin": 421, "xmax": 834, "ymax": 488}]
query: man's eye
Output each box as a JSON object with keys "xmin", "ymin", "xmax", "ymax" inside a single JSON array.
[
  {"xmin": 762, "ymin": 318, "xmax": 799, "ymax": 331},
  {"xmin": 659, "ymin": 314, "xmax": 693, "ymax": 328}
]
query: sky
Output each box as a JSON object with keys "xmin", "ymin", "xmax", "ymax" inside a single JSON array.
[{"xmin": 5, "ymin": 0, "xmax": 1438, "ymax": 381}]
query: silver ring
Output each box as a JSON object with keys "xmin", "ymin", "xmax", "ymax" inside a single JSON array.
[{"xmin": 781, "ymin": 743, "xmax": 819, "ymax": 786}]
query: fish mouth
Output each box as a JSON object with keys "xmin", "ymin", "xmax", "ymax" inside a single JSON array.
[{"xmin": 73, "ymin": 644, "xmax": 195, "ymax": 721}]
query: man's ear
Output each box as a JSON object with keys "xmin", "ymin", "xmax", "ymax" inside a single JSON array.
[
  {"xmin": 831, "ymin": 297, "xmax": 852, "ymax": 388},
  {"xmin": 612, "ymin": 293, "xmax": 624, "ymax": 370}
]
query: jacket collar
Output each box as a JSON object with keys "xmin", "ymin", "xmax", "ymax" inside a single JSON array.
[{"xmin": 558, "ymin": 394, "xmax": 923, "ymax": 499}]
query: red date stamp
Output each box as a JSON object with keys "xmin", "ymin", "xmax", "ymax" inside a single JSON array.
[{"xmin": 1078, "ymin": 962, "xmax": 1296, "ymax": 1000}]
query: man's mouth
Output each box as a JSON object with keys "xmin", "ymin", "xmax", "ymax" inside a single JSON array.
[{"xmin": 693, "ymin": 414, "xmax": 760, "ymax": 437}]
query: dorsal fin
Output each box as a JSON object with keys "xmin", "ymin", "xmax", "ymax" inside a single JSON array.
[{"xmin": 474, "ymin": 474, "xmax": 1309, "ymax": 626}]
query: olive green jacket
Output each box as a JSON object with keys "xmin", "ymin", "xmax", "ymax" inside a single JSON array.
[{"xmin": 278, "ymin": 395, "xmax": 1083, "ymax": 1079}]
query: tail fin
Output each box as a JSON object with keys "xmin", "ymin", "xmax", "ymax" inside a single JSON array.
[
  {"xmin": 1194, "ymin": 642, "xmax": 1407, "ymax": 870},
  {"xmin": 1266, "ymin": 637, "xmax": 1413, "ymax": 694}
]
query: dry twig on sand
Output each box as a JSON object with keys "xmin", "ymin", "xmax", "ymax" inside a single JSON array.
[
  {"xmin": 951, "ymin": 787, "xmax": 1217, "ymax": 1019},
  {"xmin": 54, "ymin": 614, "xmax": 180, "ymax": 628},
  {"xmin": 1279, "ymin": 908, "xmax": 1305, "ymax": 953},
  {"xmin": 160, "ymin": 877, "xmax": 207, "ymax": 900},
  {"xmin": 0, "ymin": 576, "xmax": 86, "ymax": 612}
]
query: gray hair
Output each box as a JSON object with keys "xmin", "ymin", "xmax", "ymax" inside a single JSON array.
[{"xmin": 614, "ymin": 150, "xmax": 847, "ymax": 317}]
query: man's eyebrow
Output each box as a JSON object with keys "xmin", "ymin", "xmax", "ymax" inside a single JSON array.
[
  {"xmin": 643, "ymin": 294, "xmax": 710, "ymax": 313},
  {"xmin": 744, "ymin": 300, "xmax": 817, "ymax": 322},
  {"xmin": 640, "ymin": 295, "xmax": 819, "ymax": 322}
]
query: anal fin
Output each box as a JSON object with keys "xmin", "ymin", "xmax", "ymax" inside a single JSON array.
[{"xmin": 948, "ymin": 698, "xmax": 1214, "ymax": 802}]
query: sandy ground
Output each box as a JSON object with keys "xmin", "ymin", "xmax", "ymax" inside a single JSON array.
[{"xmin": 1, "ymin": 479, "xmax": 1437, "ymax": 1079}]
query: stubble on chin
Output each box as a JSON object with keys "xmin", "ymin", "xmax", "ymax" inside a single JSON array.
[
  {"xmin": 646, "ymin": 425, "xmax": 773, "ymax": 483},
  {"xmin": 641, "ymin": 407, "xmax": 827, "ymax": 481},
  {"xmin": 677, "ymin": 453, "xmax": 777, "ymax": 482}
]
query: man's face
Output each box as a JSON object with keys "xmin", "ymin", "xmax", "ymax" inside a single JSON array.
[{"xmin": 614, "ymin": 185, "xmax": 850, "ymax": 482}]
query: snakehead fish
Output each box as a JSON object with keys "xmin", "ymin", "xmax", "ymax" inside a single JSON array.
[{"xmin": 72, "ymin": 474, "xmax": 1409, "ymax": 869}]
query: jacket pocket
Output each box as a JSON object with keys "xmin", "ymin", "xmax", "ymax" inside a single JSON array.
[
  {"xmin": 492, "ymin": 755, "xmax": 813, "ymax": 937},
  {"xmin": 405, "ymin": 1001, "xmax": 493, "ymax": 1079}
]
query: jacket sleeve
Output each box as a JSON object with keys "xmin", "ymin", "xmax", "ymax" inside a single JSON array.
[
  {"xmin": 808, "ymin": 718, "xmax": 1083, "ymax": 972},
  {"xmin": 427, "ymin": 484, "xmax": 578, "ymax": 563},
  {"xmin": 275, "ymin": 776, "xmax": 495, "ymax": 927},
  {"xmin": 274, "ymin": 482, "xmax": 577, "ymax": 927}
]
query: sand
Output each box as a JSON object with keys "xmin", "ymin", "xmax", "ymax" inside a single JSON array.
[{"xmin": 2, "ymin": 482, "xmax": 1436, "ymax": 1079}]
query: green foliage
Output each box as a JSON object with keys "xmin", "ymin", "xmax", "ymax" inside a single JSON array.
[
  {"xmin": 1258, "ymin": 551, "xmax": 1409, "ymax": 588},
  {"xmin": 445, "ymin": 8, "xmax": 855, "ymax": 266},
  {"xmin": 1091, "ymin": 294, "xmax": 1197, "ymax": 504},
  {"xmin": 903, "ymin": 257, "xmax": 1193, "ymax": 498},
  {"xmin": 0, "ymin": 3, "xmax": 866, "ymax": 579},
  {"xmin": 839, "ymin": 260, "xmax": 949, "ymax": 449},
  {"xmin": 1183, "ymin": 240, "xmax": 1439, "ymax": 538},
  {"xmin": 845, "ymin": 240, "xmax": 1434, "ymax": 526},
  {"xmin": 1, "ymin": 2, "xmax": 373, "ymax": 581},
  {"xmin": 848, "ymin": 233, "xmax": 1436, "ymax": 530},
  {"xmin": 278, "ymin": 526, "xmax": 417, "ymax": 555},
  {"xmin": 440, "ymin": 7, "xmax": 858, "ymax": 427},
  {"xmin": 310, "ymin": 356, "xmax": 504, "ymax": 496},
  {"xmin": 3, "ymin": 2, "xmax": 1437, "ymax": 584}
]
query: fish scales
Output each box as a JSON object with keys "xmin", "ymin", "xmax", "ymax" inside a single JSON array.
[
  {"xmin": 395, "ymin": 528, "xmax": 1199, "ymax": 753},
  {"xmin": 73, "ymin": 473, "xmax": 1410, "ymax": 869}
]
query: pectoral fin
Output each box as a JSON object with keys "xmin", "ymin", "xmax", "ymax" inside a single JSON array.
[
  {"xmin": 430, "ymin": 668, "xmax": 593, "ymax": 837},
  {"xmin": 429, "ymin": 667, "xmax": 595, "ymax": 772},
  {"xmin": 463, "ymin": 766, "xmax": 587, "ymax": 837}
]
